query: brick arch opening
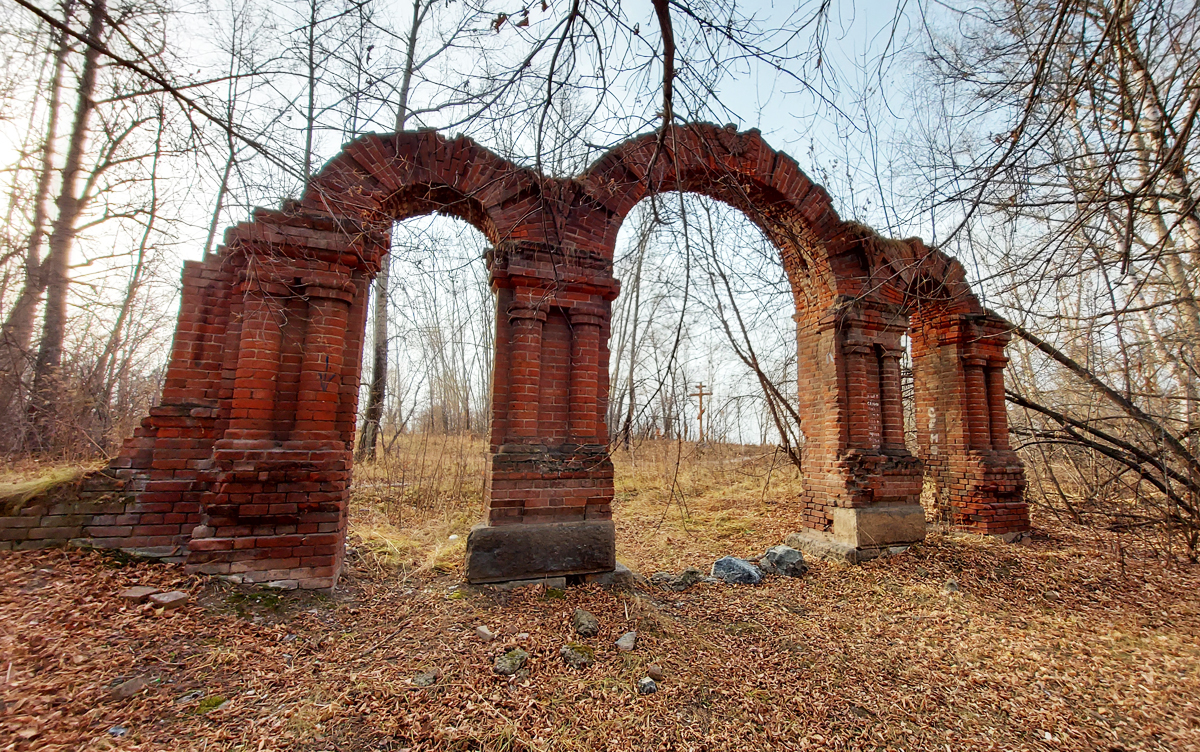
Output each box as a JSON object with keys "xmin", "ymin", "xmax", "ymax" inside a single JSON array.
[{"xmin": 62, "ymin": 124, "xmax": 1027, "ymax": 589}]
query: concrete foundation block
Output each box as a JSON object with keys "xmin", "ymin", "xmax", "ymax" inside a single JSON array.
[
  {"xmin": 831, "ymin": 504, "xmax": 926, "ymax": 548},
  {"xmin": 465, "ymin": 520, "xmax": 615, "ymax": 583}
]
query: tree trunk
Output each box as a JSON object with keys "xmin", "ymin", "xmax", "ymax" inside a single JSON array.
[
  {"xmin": 357, "ymin": 0, "xmax": 424, "ymax": 461},
  {"xmin": 28, "ymin": 0, "xmax": 106, "ymax": 452},
  {"xmin": 0, "ymin": 13, "xmax": 73, "ymax": 416}
]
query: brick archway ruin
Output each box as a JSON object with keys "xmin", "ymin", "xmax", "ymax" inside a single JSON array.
[{"xmin": 46, "ymin": 124, "xmax": 1027, "ymax": 588}]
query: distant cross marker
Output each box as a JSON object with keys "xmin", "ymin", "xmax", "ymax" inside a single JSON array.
[{"xmin": 690, "ymin": 382, "xmax": 712, "ymax": 443}]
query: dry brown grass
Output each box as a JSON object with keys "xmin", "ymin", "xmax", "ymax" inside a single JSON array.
[
  {"xmin": 610, "ymin": 439, "xmax": 806, "ymax": 573},
  {"xmin": 0, "ymin": 463, "xmax": 95, "ymax": 515},
  {"xmin": 348, "ymin": 432, "xmax": 486, "ymax": 577}
]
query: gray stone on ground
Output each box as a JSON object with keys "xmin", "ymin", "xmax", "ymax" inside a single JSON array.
[
  {"xmin": 488, "ymin": 576, "xmax": 567, "ymax": 592},
  {"xmin": 647, "ymin": 664, "xmax": 665, "ymax": 682},
  {"xmin": 637, "ymin": 677, "xmax": 658, "ymax": 695},
  {"xmin": 572, "ymin": 609, "xmax": 600, "ymax": 637},
  {"xmin": 711, "ymin": 556, "xmax": 763, "ymax": 585},
  {"xmin": 412, "ymin": 669, "xmax": 439, "ymax": 687},
  {"xmin": 109, "ymin": 677, "xmax": 147, "ymax": 700},
  {"xmin": 649, "ymin": 566, "xmax": 704, "ymax": 591},
  {"xmin": 474, "ymin": 625, "xmax": 496, "ymax": 643},
  {"xmin": 615, "ymin": 631, "xmax": 637, "ymax": 652},
  {"xmin": 583, "ymin": 562, "xmax": 638, "ymax": 588},
  {"xmin": 759, "ymin": 545, "xmax": 808, "ymax": 577},
  {"xmin": 119, "ymin": 586, "xmax": 160, "ymax": 604},
  {"xmin": 263, "ymin": 580, "xmax": 298, "ymax": 590},
  {"xmin": 493, "ymin": 649, "xmax": 529, "ymax": 676},
  {"xmin": 149, "ymin": 590, "xmax": 189, "ymax": 609},
  {"xmin": 560, "ymin": 643, "xmax": 595, "ymax": 669},
  {"xmin": 675, "ymin": 567, "xmax": 703, "ymax": 589}
]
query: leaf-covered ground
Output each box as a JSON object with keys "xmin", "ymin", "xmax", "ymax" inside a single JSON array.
[{"xmin": 2, "ymin": 513, "xmax": 1198, "ymax": 752}]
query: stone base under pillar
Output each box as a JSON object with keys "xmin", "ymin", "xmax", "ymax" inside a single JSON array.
[
  {"xmin": 465, "ymin": 520, "xmax": 615, "ymax": 583},
  {"xmin": 785, "ymin": 530, "xmax": 910, "ymax": 564},
  {"xmin": 786, "ymin": 503, "xmax": 927, "ymax": 564}
]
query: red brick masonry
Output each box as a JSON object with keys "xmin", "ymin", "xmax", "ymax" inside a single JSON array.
[{"xmin": 0, "ymin": 124, "xmax": 1028, "ymax": 587}]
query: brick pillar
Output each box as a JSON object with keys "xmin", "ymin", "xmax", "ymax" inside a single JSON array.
[
  {"xmin": 292, "ymin": 285, "xmax": 352, "ymax": 442},
  {"xmin": 792, "ymin": 303, "xmax": 923, "ymax": 560},
  {"xmin": 225, "ymin": 281, "xmax": 286, "ymax": 443},
  {"xmin": 986, "ymin": 359, "xmax": 1009, "ymax": 451},
  {"xmin": 963, "ymin": 357, "xmax": 992, "ymax": 450},
  {"xmin": 507, "ymin": 300, "xmax": 545, "ymax": 443},
  {"xmin": 568, "ymin": 309, "xmax": 603, "ymax": 443},
  {"xmin": 467, "ymin": 244, "xmax": 616, "ymax": 584},
  {"xmin": 910, "ymin": 311, "xmax": 1028, "ymax": 536},
  {"xmin": 879, "ymin": 346, "xmax": 905, "ymax": 452},
  {"xmin": 844, "ymin": 343, "xmax": 879, "ymax": 450}
]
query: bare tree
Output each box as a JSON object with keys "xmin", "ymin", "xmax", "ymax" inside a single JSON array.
[{"xmin": 911, "ymin": 0, "xmax": 1200, "ymax": 555}]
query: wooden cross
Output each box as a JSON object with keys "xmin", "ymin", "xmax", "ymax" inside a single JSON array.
[{"xmin": 690, "ymin": 382, "xmax": 712, "ymax": 443}]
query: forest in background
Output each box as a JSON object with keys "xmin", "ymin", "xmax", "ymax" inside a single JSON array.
[{"xmin": 0, "ymin": 0, "xmax": 1197, "ymax": 558}]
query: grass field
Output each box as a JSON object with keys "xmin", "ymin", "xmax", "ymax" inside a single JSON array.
[{"xmin": 1, "ymin": 438, "xmax": 1198, "ymax": 751}]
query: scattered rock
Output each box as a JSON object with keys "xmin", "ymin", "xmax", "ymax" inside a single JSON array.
[
  {"xmin": 149, "ymin": 591, "xmax": 189, "ymax": 609},
  {"xmin": 493, "ymin": 649, "xmax": 529, "ymax": 676},
  {"xmin": 263, "ymin": 580, "xmax": 298, "ymax": 591},
  {"xmin": 475, "ymin": 625, "xmax": 496, "ymax": 643},
  {"xmin": 942, "ymin": 579, "xmax": 960, "ymax": 594},
  {"xmin": 676, "ymin": 567, "xmax": 704, "ymax": 589},
  {"xmin": 489, "ymin": 576, "xmax": 567, "ymax": 592},
  {"xmin": 572, "ymin": 609, "xmax": 600, "ymax": 637},
  {"xmin": 711, "ymin": 557, "xmax": 763, "ymax": 585},
  {"xmin": 516, "ymin": 632, "xmax": 529, "ymax": 641},
  {"xmin": 647, "ymin": 664, "xmax": 665, "ymax": 682},
  {"xmin": 108, "ymin": 725, "xmax": 128, "ymax": 738},
  {"xmin": 649, "ymin": 567, "xmax": 704, "ymax": 591},
  {"xmin": 560, "ymin": 643, "xmax": 595, "ymax": 669},
  {"xmin": 1043, "ymin": 589, "xmax": 1062, "ymax": 602},
  {"xmin": 637, "ymin": 677, "xmax": 658, "ymax": 695},
  {"xmin": 649, "ymin": 572, "xmax": 675, "ymax": 587},
  {"xmin": 119, "ymin": 586, "xmax": 160, "ymax": 604},
  {"xmin": 109, "ymin": 677, "xmax": 147, "ymax": 701},
  {"xmin": 583, "ymin": 562, "xmax": 638, "ymax": 588},
  {"xmin": 759, "ymin": 545, "xmax": 808, "ymax": 577},
  {"xmin": 412, "ymin": 669, "xmax": 439, "ymax": 687},
  {"xmin": 615, "ymin": 631, "xmax": 637, "ymax": 652}
]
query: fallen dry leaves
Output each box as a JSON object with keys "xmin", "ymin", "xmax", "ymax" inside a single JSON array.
[{"xmin": 1, "ymin": 517, "xmax": 1198, "ymax": 751}]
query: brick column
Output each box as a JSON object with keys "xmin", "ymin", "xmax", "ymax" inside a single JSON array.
[
  {"xmin": 986, "ymin": 359, "xmax": 1009, "ymax": 451},
  {"xmin": 910, "ymin": 311, "xmax": 1028, "ymax": 536},
  {"xmin": 225, "ymin": 281, "xmax": 286, "ymax": 442},
  {"xmin": 844, "ymin": 343, "xmax": 879, "ymax": 450},
  {"xmin": 963, "ymin": 357, "xmax": 992, "ymax": 450},
  {"xmin": 507, "ymin": 300, "xmax": 545, "ymax": 443},
  {"xmin": 879, "ymin": 346, "xmax": 905, "ymax": 451},
  {"xmin": 292, "ymin": 284, "xmax": 353, "ymax": 442},
  {"xmin": 568, "ymin": 309, "xmax": 603, "ymax": 443}
]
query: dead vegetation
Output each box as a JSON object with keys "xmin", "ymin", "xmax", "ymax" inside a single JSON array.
[{"xmin": 1, "ymin": 440, "xmax": 1198, "ymax": 751}]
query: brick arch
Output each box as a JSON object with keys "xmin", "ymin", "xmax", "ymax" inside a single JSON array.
[
  {"xmin": 35, "ymin": 123, "xmax": 1027, "ymax": 588},
  {"xmin": 579, "ymin": 124, "xmax": 852, "ymax": 309}
]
